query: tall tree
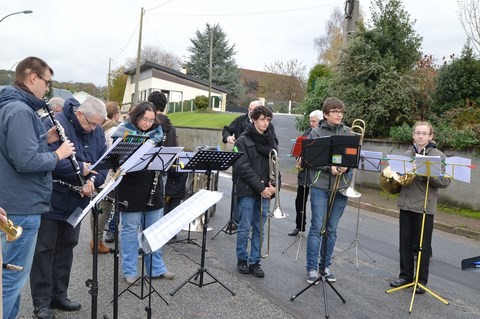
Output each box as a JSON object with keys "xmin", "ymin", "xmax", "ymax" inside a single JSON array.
[
  {"xmin": 314, "ymin": 7, "xmax": 346, "ymax": 66},
  {"xmin": 125, "ymin": 45, "xmax": 183, "ymax": 71},
  {"xmin": 458, "ymin": 0, "xmax": 480, "ymax": 54},
  {"xmin": 332, "ymin": 0, "xmax": 422, "ymax": 137},
  {"xmin": 186, "ymin": 23, "xmax": 243, "ymax": 104}
]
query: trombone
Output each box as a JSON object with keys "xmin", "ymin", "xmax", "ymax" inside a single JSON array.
[
  {"xmin": 260, "ymin": 149, "xmax": 288, "ymax": 258},
  {"xmin": 339, "ymin": 119, "xmax": 365, "ymax": 198}
]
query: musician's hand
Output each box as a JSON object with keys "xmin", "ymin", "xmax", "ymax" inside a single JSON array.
[
  {"xmin": 82, "ymin": 163, "xmax": 92, "ymax": 176},
  {"xmin": 80, "ymin": 179, "xmax": 95, "ymax": 197},
  {"xmin": 226, "ymin": 136, "xmax": 236, "ymax": 144},
  {"xmin": 0, "ymin": 207, "xmax": 8, "ymax": 225},
  {"xmin": 260, "ymin": 184, "xmax": 276, "ymax": 198},
  {"xmin": 55, "ymin": 140, "xmax": 75, "ymax": 161},
  {"xmin": 332, "ymin": 166, "xmax": 347, "ymax": 176},
  {"xmin": 47, "ymin": 126, "xmax": 60, "ymax": 144}
]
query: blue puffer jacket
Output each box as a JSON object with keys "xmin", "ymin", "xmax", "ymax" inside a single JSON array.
[
  {"xmin": 0, "ymin": 85, "xmax": 58, "ymax": 215},
  {"xmin": 43, "ymin": 98, "xmax": 108, "ymax": 221}
]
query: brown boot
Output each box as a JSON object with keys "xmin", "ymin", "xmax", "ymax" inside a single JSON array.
[{"xmin": 90, "ymin": 240, "xmax": 111, "ymax": 254}]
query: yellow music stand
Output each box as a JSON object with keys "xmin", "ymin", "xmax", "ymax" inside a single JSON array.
[{"xmin": 386, "ymin": 156, "xmax": 449, "ymax": 313}]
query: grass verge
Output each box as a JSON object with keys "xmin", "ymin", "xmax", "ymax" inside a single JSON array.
[{"xmin": 168, "ymin": 111, "xmax": 239, "ymax": 129}]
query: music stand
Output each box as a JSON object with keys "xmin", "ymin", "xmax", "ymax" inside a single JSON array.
[
  {"xmin": 211, "ymin": 169, "xmax": 238, "ymax": 239},
  {"xmin": 291, "ymin": 135, "xmax": 360, "ymax": 318},
  {"xmin": 386, "ymin": 156, "xmax": 450, "ymax": 313},
  {"xmin": 116, "ymin": 146, "xmax": 182, "ymax": 318},
  {"xmin": 334, "ymin": 150, "xmax": 381, "ymax": 268},
  {"xmin": 67, "ymin": 135, "xmax": 151, "ymax": 319},
  {"xmin": 170, "ymin": 150, "xmax": 242, "ymax": 296}
]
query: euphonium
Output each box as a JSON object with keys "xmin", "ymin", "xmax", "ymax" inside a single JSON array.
[
  {"xmin": 379, "ymin": 166, "xmax": 416, "ymax": 194},
  {"xmin": 0, "ymin": 218, "xmax": 23, "ymax": 241},
  {"xmin": 260, "ymin": 149, "xmax": 287, "ymax": 258},
  {"xmin": 339, "ymin": 119, "xmax": 365, "ymax": 198}
]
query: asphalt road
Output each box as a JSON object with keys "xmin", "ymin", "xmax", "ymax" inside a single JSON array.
[{"xmin": 17, "ymin": 172, "xmax": 480, "ymax": 319}]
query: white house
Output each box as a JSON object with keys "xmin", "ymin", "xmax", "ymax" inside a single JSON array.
[{"xmin": 122, "ymin": 60, "xmax": 229, "ymax": 112}]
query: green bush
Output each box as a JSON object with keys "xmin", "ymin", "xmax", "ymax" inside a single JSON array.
[
  {"xmin": 194, "ymin": 95, "xmax": 209, "ymax": 110},
  {"xmin": 389, "ymin": 123, "xmax": 412, "ymax": 144}
]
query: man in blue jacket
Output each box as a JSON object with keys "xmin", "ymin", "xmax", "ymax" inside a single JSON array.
[
  {"xmin": 29, "ymin": 97, "xmax": 107, "ymax": 319},
  {"xmin": 0, "ymin": 56, "xmax": 75, "ymax": 319}
]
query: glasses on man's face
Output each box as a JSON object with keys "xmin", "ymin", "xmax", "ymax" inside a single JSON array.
[
  {"xmin": 329, "ymin": 109, "xmax": 345, "ymax": 115},
  {"xmin": 414, "ymin": 131, "xmax": 430, "ymax": 136},
  {"xmin": 83, "ymin": 113, "xmax": 99, "ymax": 128},
  {"xmin": 36, "ymin": 74, "xmax": 52, "ymax": 87},
  {"xmin": 141, "ymin": 117, "xmax": 155, "ymax": 124}
]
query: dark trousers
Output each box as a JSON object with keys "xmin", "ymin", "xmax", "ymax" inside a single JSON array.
[
  {"xmin": 294, "ymin": 185, "xmax": 310, "ymax": 232},
  {"xmin": 399, "ymin": 209, "xmax": 433, "ymax": 284},
  {"xmin": 30, "ymin": 217, "xmax": 81, "ymax": 308},
  {"xmin": 164, "ymin": 197, "xmax": 182, "ymax": 215}
]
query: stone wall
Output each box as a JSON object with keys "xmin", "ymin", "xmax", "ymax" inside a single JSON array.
[{"xmin": 176, "ymin": 127, "xmax": 480, "ymax": 210}]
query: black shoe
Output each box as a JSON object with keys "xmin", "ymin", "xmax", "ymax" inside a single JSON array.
[
  {"xmin": 288, "ymin": 228, "xmax": 299, "ymax": 236},
  {"xmin": 415, "ymin": 286, "xmax": 426, "ymax": 294},
  {"xmin": 237, "ymin": 260, "xmax": 249, "ymax": 274},
  {"xmin": 104, "ymin": 231, "xmax": 115, "ymax": 243},
  {"xmin": 390, "ymin": 278, "xmax": 411, "ymax": 288},
  {"xmin": 249, "ymin": 263, "xmax": 265, "ymax": 278},
  {"xmin": 34, "ymin": 306, "xmax": 54, "ymax": 319},
  {"xmin": 227, "ymin": 223, "xmax": 238, "ymax": 231},
  {"xmin": 50, "ymin": 298, "xmax": 81, "ymax": 312}
]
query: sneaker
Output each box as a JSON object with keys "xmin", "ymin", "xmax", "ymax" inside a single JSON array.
[
  {"xmin": 124, "ymin": 276, "xmax": 139, "ymax": 286},
  {"xmin": 104, "ymin": 231, "xmax": 115, "ymax": 243},
  {"xmin": 249, "ymin": 263, "xmax": 265, "ymax": 278},
  {"xmin": 160, "ymin": 271, "xmax": 175, "ymax": 280},
  {"xmin": 325, "ymin": 268, "xmax": 336, "ymax": 283},
  {"xmin": 237, "ymin": 260, "xmax": 249, "ymax": 274},
  {"xmin": 288, "ymin": 228, "xmax": 299, "ymax": 236},
  {"xmin": 34, "ymin": 306, "xmax": 54, "ymax": 319},
  {"xmin": 306, "ymin": 270, "xmax": 320, "ymax": 284}
]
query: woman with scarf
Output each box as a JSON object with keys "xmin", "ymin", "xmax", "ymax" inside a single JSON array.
[
  {"xmin": 112, "ymin": 101, "xmax": 174, "ymax": 284},
  {"xmin": 234, "ymin": 106, "xmax": 277, "ymax": 278},
  {"xmin": 390, "ymin": 121, "xmax": 450, "ymax": 294}
]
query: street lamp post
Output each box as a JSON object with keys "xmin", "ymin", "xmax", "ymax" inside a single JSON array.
[{"xmin": 0, "ymin": 10, "xmax": 33, "ymax": 24}]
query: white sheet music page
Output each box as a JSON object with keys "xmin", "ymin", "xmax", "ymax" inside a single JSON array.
[
  {"xmin": 140, "ymin": 189, "xmax": 223, "ymax": 253},
  {"xmin": 446, "ymin": 156, "xmax": 471, "ymax": 183},
  {"xmin": 360, "ymin": 150, "xmax": 383, "ymax": 172},
  {"xmin": 415, "ymin": 155, "xmax": 441, "ymax": 177},
  {"xmin": 387, "ymin": 154, "xmax": 412, "ymax": 174}
]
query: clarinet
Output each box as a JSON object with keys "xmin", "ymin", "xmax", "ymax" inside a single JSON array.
[
  {"xmin": 44, "ymin": 102, "xmax": 86, "ymax": 186},
  {"xmin": 146, "ymin": 172, "xmax": 161, "ymax": 206}
]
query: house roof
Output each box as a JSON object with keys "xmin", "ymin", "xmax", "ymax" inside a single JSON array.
[{"xmin": 125, "ymin": 60, "xmax": 230, "ymax": 94}]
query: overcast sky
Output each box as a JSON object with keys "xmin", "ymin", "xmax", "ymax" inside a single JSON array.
[{"xmin": 1, "ymin": 0, "xmax": 467, "ymax": 86}]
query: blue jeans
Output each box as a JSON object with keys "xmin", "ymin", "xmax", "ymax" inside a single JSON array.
[
  {"xmin": 236, "ymin": 196, "xmax": 269, "ymax": 265},
  {"xmin": 306, "ymin": 188, "xmax": 347, "ymax": 271},
  {"xmin": 120, "ymin": 209, "xmax": 167, "ymax": 278},
  {"xmin": 1, "ymin": 214, "xmax": 41, "ymax": 319}
]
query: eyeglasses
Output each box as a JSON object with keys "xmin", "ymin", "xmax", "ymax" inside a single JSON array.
[
  {"xmin": 140, "ymin": 117, "xmax": 155, "ymax": 124},
  {"xmin": 329, "ymin": 109, "xmax": 345, "ymax": 115},
  {"xmin": 36, "ymin": 74, "xmax": 53, "ymax": 87},
  {"xmin": 83, "ymin": 113, "xmax": 100, "ymax": 128},
  {"xmin": 414, "ymin": 131, "xmax": 431, "ymax": 136}
]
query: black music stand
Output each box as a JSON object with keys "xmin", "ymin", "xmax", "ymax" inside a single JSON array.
[
  {"xmin": 115, "ymin": 146, "xmax": 182, "ymax": 318},
  {"xmin": 170, "ymin": 150, "xmax": 242, "ymax": 296},
  {"xmin": 211, "ymin": 172, "xmax": 238, "ymax": 239},
  {"xmin": 291, "ymin": 135, "xmax": 360, "ymax": 319},
  {"xmin": 89, "ymin": 135, "xmax": 150, "ymax": 319},
  {"xmin": 333, "ymin": 151, "xmax": 381, "ymax": 268}
]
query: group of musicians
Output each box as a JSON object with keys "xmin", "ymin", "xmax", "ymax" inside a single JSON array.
[{"xmin": 0, "ymin": 56, "xmax": 449, "ymax": 319}]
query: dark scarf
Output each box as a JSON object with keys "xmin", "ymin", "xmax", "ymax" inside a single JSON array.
[
  {"xmin": 413, "ymin": 141, "xmax": 437, "ymax": 155},
  {"xmin": 244, "ymin": 123, "xmax": 276, "ymax": 157}
]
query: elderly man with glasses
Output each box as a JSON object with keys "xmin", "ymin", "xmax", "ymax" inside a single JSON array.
[{"xmin": 29, "ymin": 97, "xmax": 108, "ymax": 319}]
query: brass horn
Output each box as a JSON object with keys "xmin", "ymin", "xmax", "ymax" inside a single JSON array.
[
  {"xmin": 379, "ymin": 165, "xmax": 416, "ymax": 194},
  {"xmin": 260, "ymin": 149, "xmax": 287, "ymax": 258},
  {"xmin": 339, "ymin": 119, "xmax": 366, "ymax": 198},
  {"xmin": 0, "ymin": 218, "xmax": 23, "ymax": 241}
]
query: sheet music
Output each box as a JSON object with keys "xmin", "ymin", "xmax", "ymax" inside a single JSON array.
[
  {"xmin": 386, "ymin": 154, "xmax": 413, "ymax": 174},
  {"xmin": 415, "ymin": 155, "xmax": 442, "ymax": 177},
  {"xmin": 446, "ymin": 156, "xmax": 471, "ymax": 183},
  {"xmin": 120, "ymin": 140, "xmax": 155, "ymax": 173},
  {"xmin": 66, "ymin": 175, "xmax": 124, "ymax": 227},
  {"xmin": 359, "ymin": 150, "xmax": 383, "ymax": 172},
  {"xmin": 89, "ymin": 138, "xmax": 123, "ymax": 170},
  {"xmin": 140, "ymin": 189, "xmax": 223, "ymax": 253},
  {"xmin": 128, "ymin": 146, "xmax": 184, "ymax": 172}
]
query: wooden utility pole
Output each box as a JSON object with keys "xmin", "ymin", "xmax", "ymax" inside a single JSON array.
[
  {"xmin": 133, "ymin": 7, "xmax": 144, "ymax": 104},
  {"xmin": 345, "ymin": 0, "xmax": 360, "ymax": 45},
  {"xmin": 208, "ymin": 27, "xmax": 213, "ymax": 109},
  {"xmin": 107, "ymin": 57, "xmax": 112, "ymax": 101}
]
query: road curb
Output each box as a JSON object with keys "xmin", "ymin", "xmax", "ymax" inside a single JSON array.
[{"xmin": 283, "ymin": 182, "xmax": 480, "ymax": 241}]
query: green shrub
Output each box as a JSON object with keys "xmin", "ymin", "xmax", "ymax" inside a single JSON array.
[
  {"xmin": 194, "ymin": 95, "xmax": 209, "ymax": 110},
  {"xmin": 389, "ymin": 123, "xmax": 412, "ymax": 144}
]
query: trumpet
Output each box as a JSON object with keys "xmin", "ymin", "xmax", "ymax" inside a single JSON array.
[
  {"xmin": 0, "ymin": 218, "xmax": 23, "ymax": 241},
  {"xmin": 260, "ymin": 149, "xmax": 287, "ymax": 258}
]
